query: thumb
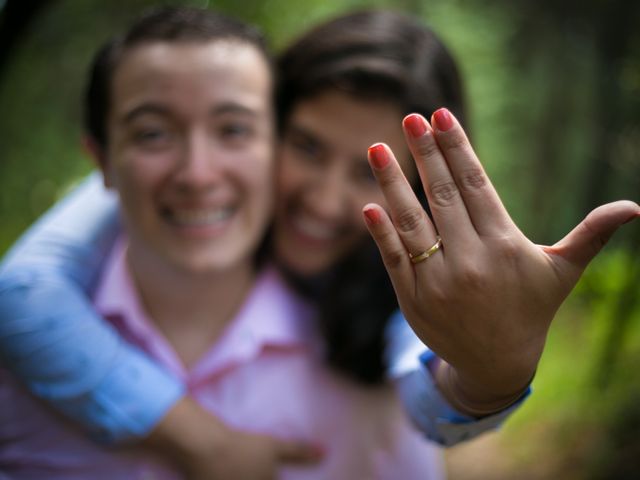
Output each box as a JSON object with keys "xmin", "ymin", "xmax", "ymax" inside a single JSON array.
[
  {"xmin": 274, "ymin": 439, "xmax": 324, "ymax": 465},
  {"xmin": 546, "ymin": 200, "xmax": 639, "ymax": 269}
]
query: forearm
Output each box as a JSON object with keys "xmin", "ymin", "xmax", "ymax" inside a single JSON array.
[
  {"xmin": 385, "ymin": 312, "xmax": 529, "ymax": 446},
  {"xmin": 432, "ymin": 358, "xmax": 532, "ymax": 418},
  {"xmin": 0, "ymin": 173, "xmax": 184, "ymax": 442},
  {"xmin": 395, "ymin": 354, "xmax": 530, "ymax": 447},
  {"xmin": 142, "ymin": 397, "xmax": 230, "ymax": 474},
  {"xmin": 1, "ymin": 173, "xmax": 119, "ymax": 288},
  {"xmin": 0, "ymin": 271, "xmax": 185, "ymax": 442}
]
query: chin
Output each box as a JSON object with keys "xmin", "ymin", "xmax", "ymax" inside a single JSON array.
[
  {"xmin": 168, "ymin": 251, "xmax": 245, "ymax": 276},
  {"xmin": 277, "ymin": 251, "xmax": 332, "ymax": 278}
]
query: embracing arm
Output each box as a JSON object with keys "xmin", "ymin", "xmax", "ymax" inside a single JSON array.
[
  {"xmin": 367, "ymin": 109, "xmax": 639, "ymax": 433},
  {"xmin": 0, "ymin": 173, "xmax": 185, "ymax": 442},
  {"xmin": 0, "ymin": 174, "xmax": 321, "ymax": 477}
]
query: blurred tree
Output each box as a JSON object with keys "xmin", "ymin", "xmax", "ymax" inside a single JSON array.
[
  {"xmin": 0, "ymin": 0, "xmax": 52, "ymax": 82},
  {"xmin": 485, "ymin": 0, "xmax": 640, "ymax": 241},
  {"xmin": 594, "ymin": 221, "xmax": 640, "ymax": 387}
]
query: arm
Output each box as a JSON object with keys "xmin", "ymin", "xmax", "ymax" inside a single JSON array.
[
  {"xmin": 385, "ymin": 311, "xmax": 528, "ymax": 446},
  {"xmin": 145, "ymin": 397, "xmax": 323, "ymax": 480},
  {"xmin": 0, "ymin": 174, "xmax": 322, "ymax": 476},
  {"xmin": 366, "ymin": 109, "xmax": 639, "ymax": 425},
  {"xmin": 0, "ymin": 173, "xmax": 184, "ymax": 442}
]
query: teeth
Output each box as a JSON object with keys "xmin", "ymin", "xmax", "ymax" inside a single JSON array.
[
  {"xmin": 293, "ymin": 214, "xmax": 337, "ymax": 241},
  {"xmin": 168, "ymin": 208, "xmax": 233, "ymax": 227}
]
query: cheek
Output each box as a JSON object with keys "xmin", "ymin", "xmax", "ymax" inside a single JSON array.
[
  {"xmin": 354, "ymin": 185, "xmax": 386, "ymax": 212},
  {"xmin": 237, "ymin": 153, "xmax": 275, "ymax": 216},
  {"xmin": 110, "ymin": 153, "xmax": 172, "ymax": 201},
  {"xmin": 347, "ymin": 188, "xmax": 388, "ymax": 242},
  {"xmin": 241, "ymin": 137, "xmax": 275, "ymax": 182},
  {"xmin": 276, "ymin": 155, "xmax": 308, "ymax": 204},
  {"xmin": 342, "ymin": 188, "xmax": 385, "ymax": 240}
]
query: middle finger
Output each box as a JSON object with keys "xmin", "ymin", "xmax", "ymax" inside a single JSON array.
[{"xmin": 402, "ymin": 113, "xmax": 476, "ymax": 249}]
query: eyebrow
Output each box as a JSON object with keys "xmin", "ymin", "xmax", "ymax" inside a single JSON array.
[
  {"xmin": 287, "ymin": 123, "xmax": 320, "ymax": 142},
  {"xmin": 122, "ymin": 104, "xmax": 171, "ymax": 124},
  {"xmin": 286, "ymin": 124, "xmax": 330, "ymax": 157},
  {"xmin": 122, "ymin": 102, "xmax": 260, "ymax": 125},
  {"xmin": 211, "ymin": 103, "xmax": 258, "ymax": 117}
]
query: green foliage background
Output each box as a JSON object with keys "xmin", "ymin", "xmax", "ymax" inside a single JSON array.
[{"xmin": 1, "ymin": 0, "xmax": 639, "ymax": 477}]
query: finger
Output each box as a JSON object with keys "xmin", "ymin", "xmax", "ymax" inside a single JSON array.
[
  {"xmin": 368, "ymin": 143, "xmax": 441, "ymax": 261},
  {"xmin": 545, "ymin": 200, "xmax": 640, "ymax": 270},
  {"xmin": 274, "ymin": 439, "xmax": 325, "ymax": 465},
  {"xmin": 431, "ymin": 109, "xmax": 515, "ymax": 236},
  {"xmin": 401, "ymin": 113, "xmax": 475, "ymax": 247},
  {"xmin": 363, "ymin": 203, "xmax": 416, "ymax": 296}
]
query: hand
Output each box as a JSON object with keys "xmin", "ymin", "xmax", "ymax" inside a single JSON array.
[
  {"xmin": 363, "ymin": 108, "xmax": 640, "ymax": 415},
  {"xmin": 144, "ymin": 396, "xmax": 323, "ymax": 479},
  {"xmin": 183, "ymin": 427, "xmax": 323, "ymax": 480}
]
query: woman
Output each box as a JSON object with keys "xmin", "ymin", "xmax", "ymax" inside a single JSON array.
[{"xmin": 1, "ymin": 7, "xmax": 638, "ymax": 480}]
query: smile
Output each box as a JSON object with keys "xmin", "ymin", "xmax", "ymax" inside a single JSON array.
[
  {"xmin": 163, "ymin": 207, "xmax": 235, "ymax": 228},
  {"xmin": 290, "ymin": 212, "xmax": 340, "ymax": 243}
]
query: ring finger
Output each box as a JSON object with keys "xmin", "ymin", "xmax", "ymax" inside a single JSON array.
[{"xmin": 367, "ymin": 142, "xmax": 443, "ymax": 265}]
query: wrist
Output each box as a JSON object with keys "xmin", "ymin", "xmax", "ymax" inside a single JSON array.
[
  {"xmin": 434, "ymin": 361, "xmax": 533, "ymax": 417},
  {"xmin": 143, "ymin": 396, "xmax": 229, "ymax": 470}
]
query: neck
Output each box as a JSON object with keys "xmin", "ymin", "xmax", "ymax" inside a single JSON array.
[{"xmin": 126, "ymin": 244, "xmax": 256, "ymax": 368}]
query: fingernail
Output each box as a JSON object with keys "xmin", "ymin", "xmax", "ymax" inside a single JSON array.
[
  {"xmin": 368, "ymin": 143, "xmax": 389, "ymax": 169},
  {"xmin": 363, "ymin": 206, "xmax": 381, "ymax": 225},
  {"xmin": 403, "ymin": 114, "xmax": 427, "ymax": 138},
  {"xmin": 433, "ymin": 108, "xmax": 454, "ymax": 132}
]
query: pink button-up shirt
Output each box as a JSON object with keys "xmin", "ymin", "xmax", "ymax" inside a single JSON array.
[{"xmin": 0, "ymin": 242, "xmax": 443, "ymax": 479}]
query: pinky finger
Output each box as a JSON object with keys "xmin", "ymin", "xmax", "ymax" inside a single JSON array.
[{"xmin": 363, "ymin": 203, "xmax": 416, "ymax": 296}]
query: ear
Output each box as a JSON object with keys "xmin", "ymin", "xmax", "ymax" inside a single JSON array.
[{"xmin": 82, "ymin": 134, "xmax": 113, "ymax": 189}]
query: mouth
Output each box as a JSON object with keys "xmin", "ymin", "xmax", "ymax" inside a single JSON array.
[
  {"xmin": 161, "ymin": 205, "xmax": 236, "ymax": 235},
  {"xmin": 287, "ymin": 210, "xmax": 342, "ymax": 246}
]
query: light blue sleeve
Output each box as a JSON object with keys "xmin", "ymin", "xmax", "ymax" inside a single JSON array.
[
  {"xmin": 0, "ymin": 173, "xmax": 185, "ymax": 443},
  {"xmin": 385, "ymin": 310, "xmax": 530, "ymax": 447}
]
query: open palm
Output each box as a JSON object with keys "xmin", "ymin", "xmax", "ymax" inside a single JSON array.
[{"xmin": 363, "ymin": 108, "xmax": 640, "ymax": 410}]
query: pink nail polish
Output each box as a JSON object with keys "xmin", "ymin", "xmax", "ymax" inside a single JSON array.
[
  {"xmin": 368, "ymin": 143, "xmax": 389, "ymax": 169},
  {"xmin": 363, "ymin": 207, "xmax": 381, "ymax": 225},
  {"xmin": 403, "ymin": 114, "xmax": 427, "ymax": 138},
  {"xmin": 433, "ymin": 108, "xmax": 454, "ymax": 132}
]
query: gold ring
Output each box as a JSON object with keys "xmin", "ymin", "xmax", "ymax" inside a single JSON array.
[{"xmin": 409, "ymin": 237, "xmax": 442, "ymax": 264}]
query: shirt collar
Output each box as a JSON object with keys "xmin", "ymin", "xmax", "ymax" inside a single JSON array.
[{"xmin": 93, "ymin": 238, "xmax": 317, "ymax": 383}]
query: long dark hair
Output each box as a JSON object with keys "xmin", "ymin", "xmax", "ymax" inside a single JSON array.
[{"xmin": 276, "ymin": 10, "xmax": 467, "ymax": 384}]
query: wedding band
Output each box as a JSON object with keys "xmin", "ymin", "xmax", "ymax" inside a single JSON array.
[{"xmin": 409, "ymin": 237, "xmax": 442, "ymax": 264}]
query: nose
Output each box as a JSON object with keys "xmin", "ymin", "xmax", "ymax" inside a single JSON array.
[
  {"xmin": 173, "ymin": 130, "xmax": 222, "ymax": 190},
  {"xmin": 305, "ymin": 164, "xmax": 351, "ymax": 222}
]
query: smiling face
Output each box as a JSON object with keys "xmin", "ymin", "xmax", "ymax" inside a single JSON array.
[
  {"xmin": 100, "ymin": 40, "xmax": 274, "ymax": 277},
  {"xmin": 273, "ymin": 89, "xmax": 415, "ymax": 276}
]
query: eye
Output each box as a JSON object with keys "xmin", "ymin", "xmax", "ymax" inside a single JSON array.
[
  {"xmin": 219, "ymin": 122, "xmax": 254, "ymax": 141},
  {"xmin": 131, "ymin": 126, "xmax": 174, "ymax": 151},
  {"xmin": 286, "ymin": 133, "xmax": 325, "ymax": 166},
  {"xmin": 135, "ymin": 128, "xmax": 166, "ymax": 142}
]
